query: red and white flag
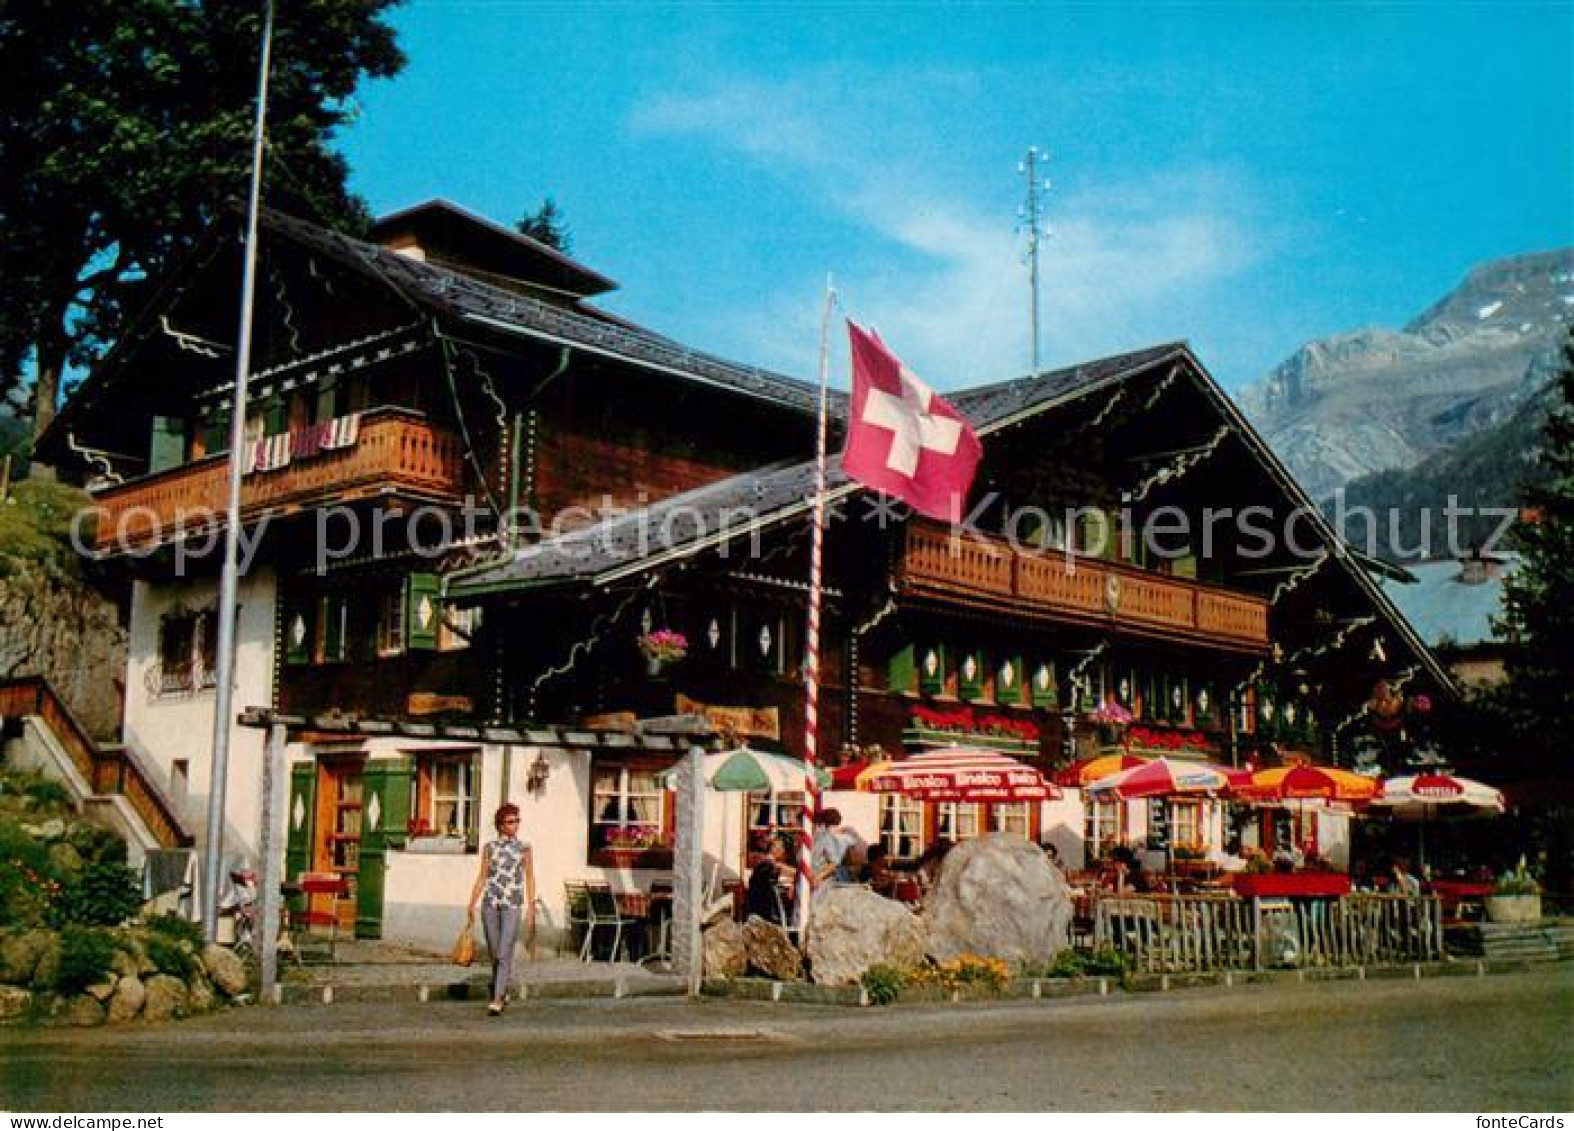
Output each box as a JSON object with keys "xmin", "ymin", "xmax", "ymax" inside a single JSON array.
[{"xmin": 841, "ymin": 321, "xmax": 982, "ymax": 523}]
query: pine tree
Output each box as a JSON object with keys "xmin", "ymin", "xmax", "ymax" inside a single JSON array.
[
  {"xmin": 1496, "ymin": 327, "xmax": 1574, "ymax": 765},
  {"xmin": 517, "ymin": 197, "xmax": 571, "ymax": 253}
]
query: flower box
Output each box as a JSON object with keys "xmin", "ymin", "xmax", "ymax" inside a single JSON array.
[
  {"xmin": 1484, "ymin": 893, "xmax": 1541, "ymax": 923},
  {"xmin": 592, "ymin": 847, "xmax": 674, "ymax": 870},
  {"xmin": 1231, "ymin": 872, "xmax": 1351, "ymax": 899},
  {"xmin": 404, "ymin": 835, "xmax": 469, "ymax": 854},
  {"xmin": 902, "ymin": 726, "xmax": 1037, "ymax": 754}
]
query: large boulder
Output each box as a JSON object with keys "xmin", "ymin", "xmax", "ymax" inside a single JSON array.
[
  {"xmin": 742, "ymin": 917, "xmax": 802, "ymax": 981},
  {"xmin": 702, "ymin": 919, "xmax": 746, "ymax": 979},
  {"xmin": 201, "ymin": 944, "xmax": 248, "ymax": 997},
  {"xmin": 922, "ymin": 833, "xmax": 1073, "ymax": 968},
  {"xmin": 68, "ymin": 994, "xmax": 106, "ymax": 1027},
  {"xmin": 187, "ymin": 976, "xmax": 215, "ymax": 1015},
  {"xmin": 0, "ymin": 930, "xmax": 51, "ymax": 985},
  {"xmin": 142, "ymin": 974, "xmax": 189, "ymax": 1023},
  {"xmin": 0, "ymin": 985, "xmax": 32, "ymax": 1021},
  {"xmin": 107, "ymin": 975, "xmax": 146, "ymax": 1024},
  {"xmin": 806, "ymin": 886, "xmax": 926, "ymax": 986}
]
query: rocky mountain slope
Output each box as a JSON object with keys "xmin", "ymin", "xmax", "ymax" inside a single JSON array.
[{"xmin": 1237, "ymin": 248, "xmax": 1574, "ymax": 500}]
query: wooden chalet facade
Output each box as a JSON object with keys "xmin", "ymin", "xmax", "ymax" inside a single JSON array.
[{"xmin": 41, "ymin": 200, "xmax": 1452, "ymax": 948}]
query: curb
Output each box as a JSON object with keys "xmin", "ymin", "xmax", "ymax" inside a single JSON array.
[{"xmin": 275, "ymin": 973, "xmax": 687, "ymax": 1006}]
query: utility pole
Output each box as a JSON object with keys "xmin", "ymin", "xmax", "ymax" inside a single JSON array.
[
  {"xmin": 1017, "ymin": 147, "xmax": 1051, "ymax": 375},
  {"xmin": 202, "ymin": 0, "xmax": 275, "ymax": 941}
]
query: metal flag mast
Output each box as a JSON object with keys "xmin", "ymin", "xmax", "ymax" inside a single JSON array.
[
  {"xmin": 1018, "ymin": 146, "xmax": 1051, "ymax": 375},
  {"xmin": 202, "ymin": 0, "xmax": 275, "ymax": 941},
  {"xmin": 797, "ymin": 278, "xmax": 837, "ymax": 938}
]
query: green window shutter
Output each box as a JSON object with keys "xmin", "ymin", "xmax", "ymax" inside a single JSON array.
[
  {"xmin": 201, "ymin": 409, "xmax": 230, "ymax": 456},
  {"xmin": 888, "ymin": 645, "xmax": 916, "ymax": 694},
  {"xmin": 321, "ymin": 593, "xmax": 346, "ymax": 662},
  {"xmin": 957, "ymin": 649, "xmax": 986, "ymax": 701},
  {"xmin": 1167, "ymin": 675, "xmax": 1189, "ymax": 724},
  {"xmin": 355, "ymin": 756, "xmax": 414, "ymax": 940},
  {"xmin": 1028, "ymin": 661, "xmax": 1058, "ymax": 710},
  {"xmin": 995, "ymin": 655, "xmax": 1024, "ymax": 706},
  {"xmin": 405, "ymin": 573, "xmax": 440, "ymax": 651},
  {"xmin": 263, "ymin": 395, "xmax": 288, "ymax": 436},
  {"xmin": 285, "ymin": 763, "xmax": 317, "ymax": 883},
  {"xmin": 284, "ymin": 601, "xmax": 312, "ymax": 666},
  {"xmin": 917, "ymin": 644, "xmax": 946, "ymax": 697},
  {"xmin": 1256, "ymin": 683, "xmax": 1279, "ymax": 740},
  {"xmin": 149, "ymin": 416, "xmax": 186, "ymax": 473},
  {"xmin": 1194, "ymin": 683, "xmax": 1217, "ymax": 728}
]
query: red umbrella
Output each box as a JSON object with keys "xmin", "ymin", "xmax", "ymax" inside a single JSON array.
[
  {"xmin": 1233, "ymin": 764, "xmax": 1381, "ymax": 803},
  {"xmin": 1086, "ymin": 757, "xmax": 1250, "ymax": 799},
  {"xmin": 867, "ymin": 746, "xmax": 1062, "ymax": 802}
]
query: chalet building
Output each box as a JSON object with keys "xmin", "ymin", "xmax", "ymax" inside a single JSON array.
[{"xmin": 35, "ymin": 200, "xmax": 1453, "ymax": 950}]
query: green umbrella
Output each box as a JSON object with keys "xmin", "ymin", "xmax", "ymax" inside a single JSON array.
[{"xmin": 708, "ymin": 748, "xmax": 832, "ymax": 793}]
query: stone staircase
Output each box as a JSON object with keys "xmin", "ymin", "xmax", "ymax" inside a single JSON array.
[
  {"xmin": 1445, "ymin": 920, "xmax": 1574, "ymax": 963},
  {"xmin": 0, "ymin": 675, "xmax": 191, "ymax": 867}
]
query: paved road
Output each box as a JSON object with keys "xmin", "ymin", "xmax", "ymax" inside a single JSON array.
[{"xmin": 4, "ymin": 966, "xmax": 1572, "ymax": 1111}]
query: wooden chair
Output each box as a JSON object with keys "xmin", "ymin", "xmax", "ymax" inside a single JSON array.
[{"xmin": 290, "ymin": 872, "xmax": 350, "ymax": 962}]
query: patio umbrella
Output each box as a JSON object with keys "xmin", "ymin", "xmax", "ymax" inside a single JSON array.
[
  {"xmin": 827, "ymin": 758, "xmax": 895, "ymax": 791},
  {"xmin": 1233, "ymin": 764, "xmax": 1382, "ymax": 803},
  {"xmin": 1085, "ymin": 757, "xmax": 1250, "ymax": 799},
  {"xmin": 658, "ymin": 747, "xmax": 832, "ymax": 793},
  {"xmin": 1054, "ymin": 752, "xmax": 1149, "ymax": 787},
  {"xmin": 1370, "ymin": 772, "xmax": 1505, "ymax": 868},
  {"xmin": 866, "ymin": 746, "xmax": 1062, "ymax": 802}
]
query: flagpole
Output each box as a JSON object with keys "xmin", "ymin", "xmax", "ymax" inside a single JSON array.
[
  {"xmin": 202, "ymin": 0, "xmax": 274, "ymax": 941},
  {"xmin": 797, "ymin": 278, "xmax": 836, "ymax": 940}
]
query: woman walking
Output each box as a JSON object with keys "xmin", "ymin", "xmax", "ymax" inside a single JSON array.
[{"xmin": 468, "ymin": 803, "xmax": 535, "ymax": 1015}]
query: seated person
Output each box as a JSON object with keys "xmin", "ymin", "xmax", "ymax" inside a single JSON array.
[
  {"xmin": 747, "ymin": 834, "xmax": 794, "ymax": 924},
  {"xmin": 1211, "ymin": 838, "xmax": 1248, "ymax": 874},
  {"xmin": 863, "ymin": 844, "xmax": 897, "ymax": 898},
  {"xmin": 1390, "ymin": 858, "xmax": 1422, "ymax": 897}
]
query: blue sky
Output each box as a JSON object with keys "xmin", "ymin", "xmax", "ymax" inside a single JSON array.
[{"xmin": 339, "ymin": 2, "xmax": 1574, "ymax": 393}]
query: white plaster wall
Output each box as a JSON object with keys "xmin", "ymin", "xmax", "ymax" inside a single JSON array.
[
  {"xmin": 122, "ymin": 570, "xmax": 276, "ymax": 866},
  {"xmin": 1040, "ymin": 794, "xmax": 1089, "ymax": 869}
]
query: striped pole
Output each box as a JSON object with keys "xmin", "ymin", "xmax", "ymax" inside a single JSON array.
[{"xmin": 797, "ymin": 280, "xmax": 836, "ymax": 938}]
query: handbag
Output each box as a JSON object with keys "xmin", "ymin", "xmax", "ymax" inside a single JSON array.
[{"xmin": 451, "ymin": 914, "xmax": 476, "ymax": 966}]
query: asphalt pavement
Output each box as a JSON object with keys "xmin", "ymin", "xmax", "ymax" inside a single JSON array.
[{"xmin": 3, "ymin": 964, "xmax": 1571, "ymax": 1111}]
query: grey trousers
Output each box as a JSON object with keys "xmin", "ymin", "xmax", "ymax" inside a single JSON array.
[{"xmin": 480, "ymin": 901, "xmax": 521, "ymax": 1002}]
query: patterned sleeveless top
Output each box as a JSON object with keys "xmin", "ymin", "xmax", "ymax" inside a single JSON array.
[{"xmin": 481, "ymin": 836, "xmax": 529, "ymax": 910}]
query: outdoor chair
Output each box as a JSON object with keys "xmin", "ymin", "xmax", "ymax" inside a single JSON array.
[
  {"xmin": 581, "ymin": 882, "xmax": 637, "ymax": 963},
  {"xmin": 289, "ymin": 872, "xmax": 350, "ymax": 963},
  {"xmin": 560, "ymin": 881, "xmax": 593, "ymax": 958}
]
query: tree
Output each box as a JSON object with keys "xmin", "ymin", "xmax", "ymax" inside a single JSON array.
[
  {"xmin": 0, "ymin": 0, "xmax": 406, "ymax": 461},
  {"xmin": 517, "ymin": 196, "xmax": 571, "ymax": 253},
  {"xmin": 1496, "ymin": 327, "xmax": 1574, "ymax": 765}
]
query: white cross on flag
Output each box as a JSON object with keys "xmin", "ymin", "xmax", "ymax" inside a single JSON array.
[{"xmin": 841, "ymin": 320, "xmax": 981, "ymax": 523}]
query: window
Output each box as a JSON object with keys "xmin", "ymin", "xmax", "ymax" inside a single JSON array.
[
  {"xmin": 1169, "ymin": 800, "xmax": 1202, "ymax": 850},
  {"xmin": 149, "ymin": 606, "xmax": 218, "ymax": 698},
  {"xmin": 1085, "ymin": 797, "xmax": 1123, "ymax": 861},
  {"xmin": 988, "ymin": 802, "xmax": 1033, "ymax": 838},
  {"xmin": 589, "ymin": 763, "xmax": 671, "ymax": 862},
  {"xmin": 746, "ymin": 792, "xmax": 805, "ymax": 861},
  {"xmin": 438, "ymin": 605, "xmax": 480, "ymax": 652},
  {"xmin": 934, "ymin": 802, "xmax": 982, "ymax": 842},
  {"xmin": 377, "ymin": 586, "xmax": 405, "ymax": 657},
  {"xmin": 408, "ymin": 752, "xmax": 478, "ymax": 845},
  {"xmin": 879, "ymin": 794, "xmax": 926, "ymax": 862}
]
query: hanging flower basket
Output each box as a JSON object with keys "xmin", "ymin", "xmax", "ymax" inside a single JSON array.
[{"xmin": 637, "ymin": 629, "xmax": 688, "ymax": 673}]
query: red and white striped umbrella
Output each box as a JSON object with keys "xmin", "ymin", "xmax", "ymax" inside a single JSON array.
[
  {"xmin": 1086, "ymin": 757, "xmax": 1251, "ymax": 799},
  {"xmin": 866, "ymin": 746, "xmax": 1062, "ymax": 803},
  {"xmin": 1371, "ymin": 773, "xmax": 1505, "ymax": 819}
]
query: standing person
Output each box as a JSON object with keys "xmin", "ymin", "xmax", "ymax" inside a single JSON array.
[
  {"xmin": 1390, "ymin": 858, "xmax": 1422, "ymax": 897},
  {"xmin": 811, "ymin": 808, "xmax": 850, "ymax": 888},
  {"xmin": 468, "ymin": 803, "xmax": 535, "ymax": 1015}
]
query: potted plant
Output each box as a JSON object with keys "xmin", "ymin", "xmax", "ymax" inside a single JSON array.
[
  {"xmin": 1086, "ymin": 699, "xmax": 1133, "ymax": 747},
  {"xmin": 636, "ymin": 628, "xmax": 688, "ymax": 676},
  {"xmin": 403, "ymin": 816, "xmax": 467, "ymax": 853},
  {"xmin": 1485, "ymin": 858, "xmax": 1542, "ymax": 923}
]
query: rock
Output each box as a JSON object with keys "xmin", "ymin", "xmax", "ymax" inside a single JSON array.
[
  {"xmin": 0, "ymin": 985, "xmax": 33, "ymax": 1021},
  {"xmin": 107, "ymin": 976, "xmax": 145, "ymax": 1024},
  {"xmin": 0, "ymin": 930, "xmax": 51, "ymax": 985},
  {"xmin": 46, "ymin": 842, "xmax": 84, "ymax": 877},
  {"xmin": 922, "ymin": 833, "xmax": 1073, "ymax": 968},
  {"xmin": 806, "ymin": 886, "xmax": 927, "ymax": 986},
  {"xmin": 742, "ymin": 916, "xmax": 802, "ymax": 981},
  {"xmin": 68, "ymin": 994, "xmax": 106, "ymax": 1027},
  {"xmin": 200, "ymin": 944, "xmax": 248, "ymax": 997},
  {"xmin": 31, "ymin": 935, "xmax": 61, "ymax": 991},
  {"xmin": 110, "ymin": 949, "xmax": 140, "ymax": 981},
  {"xmin": 85, "ymin": 977, "xmax": 118, "ymax": 1002},
  {"xmin": 187, "ymin": 976, "xmax": 215, "ymax": 1014},
  {"xmin": 702, "ymin": 919, "xmax": 746, "ymax": 979},
  {"xmin": 39, "ymin": 818, "xmax": 67, "ymax": 840},
  {"xmin": 142, "ymin": 974, "xmax": 188, "ymax": 1023}
]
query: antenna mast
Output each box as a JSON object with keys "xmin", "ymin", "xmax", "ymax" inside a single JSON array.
[{"xmin": 1017, "ymin": 147, "xmax": 1051, "ymax": 374}]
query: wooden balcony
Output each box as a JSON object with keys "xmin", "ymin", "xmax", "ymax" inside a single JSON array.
[
  {"xmin": 89, "ymin": 408, "xmax": 466, "ymax": 553},
  {"xmin": 899, "ymin": 522, "xmax": 1270, "ymax": 652}
]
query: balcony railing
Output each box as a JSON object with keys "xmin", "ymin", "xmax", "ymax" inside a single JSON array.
[
  {"xmin": 899, "ymin": 522, "xmax": 1270, "ymax": 650},
  {"xmin": 90, "ymin": 407, "xmax": 466, "ymax": 552}
]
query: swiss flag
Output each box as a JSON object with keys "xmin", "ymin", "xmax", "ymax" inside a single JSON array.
[{"xmin": 841, "ymin": 321, "xmax": 982, "ymax": 523}]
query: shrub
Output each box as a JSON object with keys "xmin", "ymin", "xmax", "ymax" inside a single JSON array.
[
  {"xmin": 21, "ymin": 779, "xmax": 72, "ymax": 811},
  {"xmin": 0, "ymin": 825, "xmax": 60, "ymax": 927},
  {"xmin": 1047, "ymin": 949, "xmax": 1089, "ymax": 978},
  {"xmin": 861, "ymin": 963, "xmax": 906, "ymax": 1006},
  {"xmin": 144, "ymin": 913, "xmax": 205, "ymax": 949},
  {"xmin": 944, "ymin": 954, "xmax": 1010, "ymax": 992},
  {"xmin": 49, "ymin": 859, "xmax": 143, "ymax": 928},
  {"xmin": 143, "ymin": 933, "xmax": 200, "ymax": 979},
  {"xmin": 55, "ymin": 926, "xmax": 117, "ymax": 994},
  {"xmin": 1083, "ymin": 946, "xmax": 1128, "ymax": 976},
  {"xmin": 66, "ymin": 823, "xmax": 126, "ymax": 866}
]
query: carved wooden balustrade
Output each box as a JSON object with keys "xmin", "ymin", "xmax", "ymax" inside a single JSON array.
[
  {"xmin": 89, "ymin": 407, "xmax": 466, "ymax": 552},
  {"xmin": 899, "ymin": 522, "xmax": 1270, "ymax": 650}
]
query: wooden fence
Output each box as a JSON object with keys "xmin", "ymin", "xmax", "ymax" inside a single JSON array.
[{"xmin": 1093, "ymin": 891, "xmax": 1443, "ymax": 973}]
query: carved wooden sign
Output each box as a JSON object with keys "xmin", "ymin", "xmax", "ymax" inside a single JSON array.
[
  {"xmin": 406, "ymin": 692, "xmax": 474, "ymax": 717},
  {"xmin": 674, "ymin": 694, "xmax": 781, "ymax": 741}
]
